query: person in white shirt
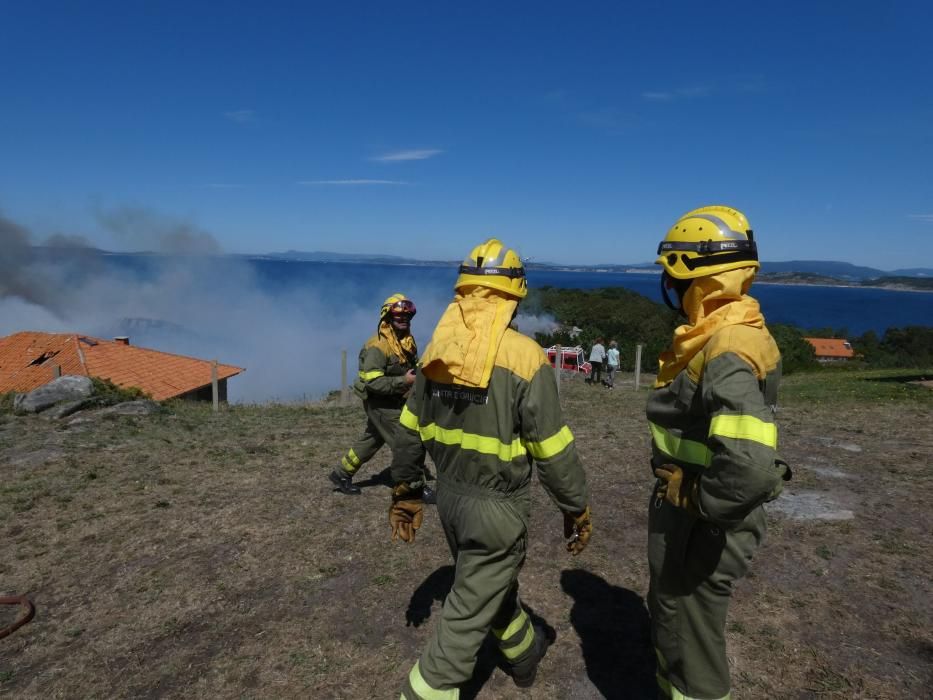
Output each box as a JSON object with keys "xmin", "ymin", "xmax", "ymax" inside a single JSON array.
[
  {"xmin": 588, "ymin": 338, "xmax": 606, "ymax": 386},
  {"xmin": 606, "ymin": 340, "xmax": 620, "ymax": 389}
]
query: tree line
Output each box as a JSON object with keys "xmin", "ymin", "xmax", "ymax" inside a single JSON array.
[{"xmin": 527, "ymin": 286, "xmax": 933, "ymax": 375}]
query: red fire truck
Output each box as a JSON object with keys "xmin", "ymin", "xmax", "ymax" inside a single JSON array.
[{"xmin": 545, "ymin": 345, "xmax": 592, "ymax": 375}]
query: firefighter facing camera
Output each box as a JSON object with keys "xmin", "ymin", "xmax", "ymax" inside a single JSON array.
[
  {"xmin": 331, "ymin": 293, "xmax": 435, "ymax": 503},
  {"xmin": 391, "ymin": 238, "xmax": 591, "ymax": 698},
  {"xmin": 647, "ymin": 205, "xmax": 791, "ymax": 700}
]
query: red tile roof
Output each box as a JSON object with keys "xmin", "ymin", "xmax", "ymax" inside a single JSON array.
[
  {"xmin": 0, "ymin": 331, "xmax": 244, "ymax": 400},
  {"xmin": 804, "ymin": 337, "xmax": 855, "ymax": 359}
]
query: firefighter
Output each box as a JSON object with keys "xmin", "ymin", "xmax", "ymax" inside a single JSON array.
[
  {"xmin": 331, "ymin": 293, "xmax": 435, "ymax": 503},
  {"xmin": 648, "ymin": 206, "xmax": 791, "ymax": 699},
  {"xmin": 389, "ymin": 238, "xmax": 592, "ymax": 698}
]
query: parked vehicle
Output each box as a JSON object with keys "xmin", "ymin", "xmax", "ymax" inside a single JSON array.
[{"xmin": 544, "ymin": 345, "xmax": 592, "ymax": 375}]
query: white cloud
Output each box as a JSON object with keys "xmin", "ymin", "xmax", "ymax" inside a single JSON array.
[
  {"xmin": 908, "ymin": 213, "xmax": 933, "ymax": 222},
  {"xmin": 642, "ymin": 85, "xmax": 710, "ymax": 102},
  {"xmin": 297, "ymin": 179, "xmax": 409, "ymax": 186},
  {"xmin": 224, "ymin": 109, "xmax": 255, "ymax": 123},
  {"xmin": 371, "ymin": 149, "xmax": 443, "ymax": 162}
]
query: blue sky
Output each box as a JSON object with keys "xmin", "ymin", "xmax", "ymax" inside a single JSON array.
[{"xmin": 2, "ymin": 1, "xmax": 932, "ymax": 269}]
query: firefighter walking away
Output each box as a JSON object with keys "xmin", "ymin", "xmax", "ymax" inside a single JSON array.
[{"xmin": 390, "ymin": 238, "xmax": 592, "ymax": 698}]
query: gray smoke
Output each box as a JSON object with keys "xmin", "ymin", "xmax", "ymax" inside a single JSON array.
[
  {"xmin": 0, "ymin": 213, "xmax": 63, "ymax": 313},
  {"xmin": 94, "ymin": 205, "xmax": 221, "ymax": 254}
]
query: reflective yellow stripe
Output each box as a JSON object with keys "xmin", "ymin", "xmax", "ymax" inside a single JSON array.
[
  {"xmin": 670, "ymin": 685, "xmax": 730, "ymax": 700},
  {"xmin": 359, "ymin": 369, "xmax": 385, "ymax": 381},
  {"xmin": 492, "ymin": 610, "xmax": 528, "ymax": 640},
  {"xmin": 400, "ymin": 405, "xmax": 419, "ymax": 430},
  {"xmin": 408, "ymin": 662, "xmax": 459, "ymax": 699},
  {"xmin": 418, "ymin": 422, "xmax": 526, "ymax": 462},
  {"xmin": 709, "ymin": 414, "xmax": 777, "ymax": 448},
  {"xmin": 657, "ymin": 672, "xmax": 672, "ymax": 697},
  {"xmin": 525, "ymin": 425, "xmax": 574, "ymax": 460},
  {"xmin": 649, "ymin": 422, "xmax": 712, "ymax": 467},
  {"xmin": 346, "ymin": 448, "xmax": 360, "ymax": 467},
  {"xmin": 500, "ymin": 625, "xmax": 534, "ymax": 660}
]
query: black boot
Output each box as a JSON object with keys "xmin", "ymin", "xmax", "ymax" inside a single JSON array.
[
  {"xmin": 329, "ymin": 469, "xmax": 361, "ymax": 495},
  {"xmin": 422, "ymin": 484, "xmax": 437, "ymax": 505},
  {"xmin": 507, "ymin": 625, "xmax": 552, "ymax": 688}
]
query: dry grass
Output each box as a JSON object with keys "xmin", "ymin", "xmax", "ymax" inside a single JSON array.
[{"xmin": 1, "ymin": 370, "xmax": 931, "ymax": 698}]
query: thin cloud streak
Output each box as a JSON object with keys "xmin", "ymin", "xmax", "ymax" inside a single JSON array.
[
  {"xmin": 908, "ymin": 214, "xmax": 933, "ymax": 222},
  {"xmin": 297, "ymin": 179, "xmax": 409, "ymax": 186},
  {"xmin": 371, "ymin": 149, "xmax": 442, "ymax": 162},
  {"xmin": 642, "ymin": 85, "xmax": 711, "ymax": 101},
  {"xmin": 224, "ymin": 109, "xmax": 256, "ymax": 123}
]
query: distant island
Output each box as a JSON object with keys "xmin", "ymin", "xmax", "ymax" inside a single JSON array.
[
  {"xmin": 30, "ymin": 246, "xmax": 933, "ymax": 291},
  {"xmin": 254, "ymin": 251, "xmax": 933, "ymax": 291}
]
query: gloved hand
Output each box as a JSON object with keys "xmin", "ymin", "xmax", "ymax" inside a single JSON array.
[
  {"xmin": 654, "ymin": 464, "xmax": 702, "ymax": 517},
  {"xmin": 562, "ymin": 506, "xmax": 592, "ymax": 555},
  {"xmin": 389, "ymin": 483, "xmax": 424, "ymax": 543}
]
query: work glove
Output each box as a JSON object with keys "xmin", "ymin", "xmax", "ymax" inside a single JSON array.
[
  {"xmin": 389, "ymin": 483, "xmax": 424, "ymax": 543},
  {"xmin": 654, "ymin": 464, "xmax": 702, "ymax": 517},
  {"xmin": 562, "ymin": 506, "xmax": 592, "ymax": 555}
]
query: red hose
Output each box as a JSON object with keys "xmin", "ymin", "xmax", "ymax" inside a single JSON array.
[{"xmin": 0, "ymin": 596, "xmax": 35, "ymax": 639}]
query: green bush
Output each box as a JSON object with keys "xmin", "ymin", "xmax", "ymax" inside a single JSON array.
[
  {"xmin": 0, "ymin": 391, "xmax": 16, "ymax": 414},
  {"xmin": 769, "ymin": 324, "xmax": 818, "ymax": 375},
  {"xmin": 90, "ymin": 377, "xmax": 151, "ymax": 404}
]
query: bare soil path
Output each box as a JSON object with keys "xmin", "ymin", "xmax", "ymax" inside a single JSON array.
[{"xmin": 1, "ymin": 371, "xmax": 931, "ymax": 698}]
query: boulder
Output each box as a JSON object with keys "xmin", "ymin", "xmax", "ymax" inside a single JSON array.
[
  {"xmin": 99, "ymin": 400, "xmax": 162, "ymax": 416},
  {"xmin": 43, "ymin": 398, "xmax": 97, "ymax": 420},
  {"xmin": 14, "ymin": 375, "xmax": 95, "ymax": 414}
]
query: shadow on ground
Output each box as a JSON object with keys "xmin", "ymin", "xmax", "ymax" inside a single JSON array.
[
  {"xmin": 561, "ymin": 568, "xmax": 655, "ymax": 700},
  {"xmin": 404, "ymin": 565, "xmax": 559, "ymax": 700}
]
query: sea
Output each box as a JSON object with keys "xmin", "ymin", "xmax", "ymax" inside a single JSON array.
[
  {"xmin": 7, "ymin": 253, "xmax": 931, "ymax": 402},
  {"xmin": 243, "ymin": 259, "xmax": 931, "ymax": 336}
]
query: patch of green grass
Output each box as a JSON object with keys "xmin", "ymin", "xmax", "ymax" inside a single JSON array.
[
  {"xmin": 372, "ymin": 574, "xmax": 393, "ymax": 586},
  {"xmin": 781, "ymin": 367, "xmax": 933, "ymax": 406},
  {"xmin": 815, "ymin": 544, "xmax": 833, "ymax": 560},
  {"xmin": 0, "ymin": 392, "xmax": 16, "ymax": 415},
  {"xmin": 0, "ymin": 670, "xmax": 13, "ymax": 683}
]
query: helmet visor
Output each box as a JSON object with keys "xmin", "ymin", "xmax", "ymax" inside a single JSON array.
[{"xmin": 388, "ymin": 299, "xmax": 417, "ymax": 317}]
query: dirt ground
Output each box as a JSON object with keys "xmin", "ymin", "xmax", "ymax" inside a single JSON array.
[{"xmin": 1, "ymin": 371, "xmax": 931, "ymax": 699}]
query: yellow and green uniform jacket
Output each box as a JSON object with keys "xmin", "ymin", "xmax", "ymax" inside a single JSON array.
[
  {"xmin": 352, "ymin": 332, "xmax": 418, "ymax": 408},
  {"xmin": 393, "ymin": 328, "xmax": 587, "ymax": 511},
  {"xmin": 647, "ymin": 323, "xmax": 788, "ymax": 527}
]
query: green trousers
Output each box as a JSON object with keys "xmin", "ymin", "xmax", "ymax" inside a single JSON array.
[
  {"xmin": 401, "ymin": 481, "xmax": 539, "ymax": 699},
  {"xmin": 339, "ymin": 403, "xmax": 403, "ymax": 476},
  {"xmin": 647, "ymin": 496, "xmax": 766, "ymax": 700}
]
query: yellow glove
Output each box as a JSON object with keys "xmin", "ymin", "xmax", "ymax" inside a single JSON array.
[
  {"xmin": 562, "ymin": 506, "xmax": 592, "ymax": 555},
  {"xmin": 654, "ymin": 465, "xmax": 701, "ymax": 517},
  {"xmin": 389, "ymin": 483, "xmax": 424, "ymax": 543}
]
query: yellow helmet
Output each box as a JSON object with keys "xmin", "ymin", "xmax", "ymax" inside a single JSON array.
[
  {"xmin": 380, "ymin": 293, "xmax": 416, "ymax": 318},
  {"xmin": 455, "ymin": 238, "xmax": 527, "ymax": 299},
  {"xmin": 656, "ymin": 205, "xmax": 759, "ymax": 279}
]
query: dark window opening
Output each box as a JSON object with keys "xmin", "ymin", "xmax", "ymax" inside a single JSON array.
[{"xmin": 29, "ymin": 350, "xmax": 60, "ymax": 366}]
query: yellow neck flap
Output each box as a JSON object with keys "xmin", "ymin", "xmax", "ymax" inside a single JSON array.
[
  {"xmin": 656, "ymin": 267, "xmax": 763, "ymax": 387},
  {"xmin": 419, "ymin": 286, "xmax": 518, "ymax": 388},
  {"xmin": 379, "ymin": 320, "xmax": 418, "ymax": 364}
]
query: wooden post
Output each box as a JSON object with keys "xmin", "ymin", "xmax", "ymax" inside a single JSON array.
[
  {"xmin": 553, "ymin": 348, "xmax": 561, "ymax": 397},
  {"xmin": 634, "ymin": 344, "xmax": 643, "ymax": 391},
  {"xmin": 211, "ymin": 360, "xmax": 219, "ymax": 412},
  {"xmin": 340, "ymin": 350, "xmax": 349, "ymax": 405},
  {"xmin": 53, "ymin": 365, "xmax": 62, "ymax": 379}
]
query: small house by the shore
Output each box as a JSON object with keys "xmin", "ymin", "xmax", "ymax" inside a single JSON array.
[
  {"xmin": 804, "ymin": 337, "xmax": 855, "ymax": 363},
  {"xmin": 0, "ymin": 331, "xmax": 244, "ymax": 401}
]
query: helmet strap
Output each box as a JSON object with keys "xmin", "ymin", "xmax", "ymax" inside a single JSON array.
[{"xmin": 661, "ymin": 273, "xmax": 690, "ymax": 318}]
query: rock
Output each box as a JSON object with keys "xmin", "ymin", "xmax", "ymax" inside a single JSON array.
[
  {"xmin": 15, "ymin": 376, "xmax": 95, "ymax": 414},
  {"xmin": 43, "ymin": 398, "xmax": 97, "ymax": 420},
  {"xmin": 99, "ymin": 400, "xmax": 161, "ymax": 416},
  {"xmin": 769, "ymin": 490, "xmax": 855, "ymax": 521}
]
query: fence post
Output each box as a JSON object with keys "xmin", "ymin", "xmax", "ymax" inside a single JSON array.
[
  {"xmin": 553, "ymin": 349, "xmax": 561, "ymax": 397},
  {"xmin": 634, "ymin": 344, "xmax": 643, "ymax": 391},
  {"xmin": 211, "ymin": 360, "xmax": 219, "ymax": 412},
  {"xmin": 340, "ymin": 350, "xmax": 349, "ymax": 405}
]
